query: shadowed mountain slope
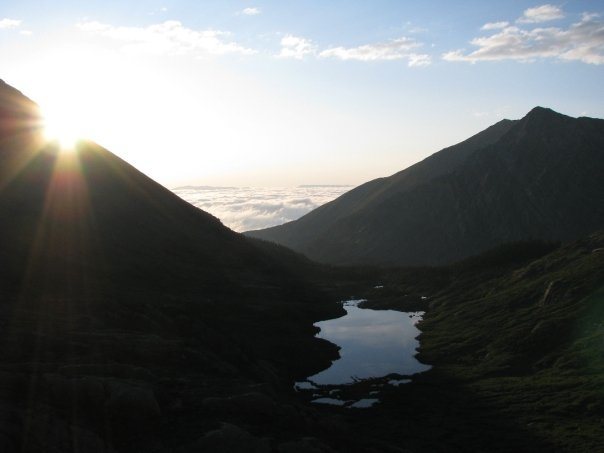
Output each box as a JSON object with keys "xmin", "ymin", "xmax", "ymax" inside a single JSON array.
[
  {"xmin": 246, "ymin": 108, "xmax": 604, "ymax": 266},
  {"xmin": 0, "ymin": 80, "xmax": 298, "ymax": 298},
  {"xmin": 0, "ymin": 79, "xmax": 346, "ymax": 452}
]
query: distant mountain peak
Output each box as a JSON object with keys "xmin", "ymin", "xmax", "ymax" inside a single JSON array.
[
  {"xmin": 505, "ymin": 106, "xmax": 573, "ymax": 142},
  {"xmin": 247, "ymin": 107, "xmax": 604, "ymax": 266},
  {"xmin": 528, "ymin": 105, "xmax": 556, "ymax": 114},
  {"xmin": 523, "ymin": 106, "xmax": 570, "ymax": 121}
]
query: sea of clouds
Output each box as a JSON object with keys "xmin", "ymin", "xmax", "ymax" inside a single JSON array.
[{"xmin": 172, "ymin": 185, "xmax": 353, "ymax": 232}]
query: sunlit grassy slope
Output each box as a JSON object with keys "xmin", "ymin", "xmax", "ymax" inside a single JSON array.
[{"xmin": 354, "ymin": 234, "xmax": 604, "ymax": 451}]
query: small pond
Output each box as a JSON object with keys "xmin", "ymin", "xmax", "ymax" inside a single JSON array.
[{"xmin": 296, "ymin": 299, "xmax": 431, "ymax": 407}]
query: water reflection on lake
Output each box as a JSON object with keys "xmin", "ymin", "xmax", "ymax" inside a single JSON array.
[{"xmin": 307, "ymin": 300, "xmax": 431, "ymax": 385}]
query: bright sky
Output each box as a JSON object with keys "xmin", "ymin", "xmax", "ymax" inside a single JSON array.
[{"xmin": 1, "ymin": 1, "xmax": 603, "ymax": 187}]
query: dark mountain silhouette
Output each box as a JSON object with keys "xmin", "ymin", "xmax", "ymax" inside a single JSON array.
[
  {"xmin": 0, "ymin": 79, "xmax": 347, "ymax": 452},
  {"xmin": 246, "ymin": 108, "xmax": 604, "ymax": 266}
]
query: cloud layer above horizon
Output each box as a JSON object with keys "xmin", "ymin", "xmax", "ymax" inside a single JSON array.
[{"xmin": 172, "ymin": 185, "xmax": 353, "ymax": 232}]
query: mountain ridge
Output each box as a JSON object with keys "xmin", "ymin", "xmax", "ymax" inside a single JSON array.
[
  {"xmin": 246, "ymin": 107, "xmax": 604, "ymax": 266},
  {"xmin": 247, "ymin": 117, "xmax": 516, "ymax": 251},
  {"xmin": 0, "ymin": 79, "xmax": 347, "ymax": 452}
]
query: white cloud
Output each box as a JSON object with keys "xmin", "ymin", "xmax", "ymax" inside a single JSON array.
[
  {"xmin": 277, "ymin": 35, "xmax": 316, "ymax": 59},
  {"xmin": 517, "ymin": 4, "xmax": 564, "ymax": 24},
  {"xmin": 173, "ymin": 185, "xmax": 352, "ymax": 232},
  {"xmin": 19, "ymin": 30, "xmax": 32, "ymax": 36},
  {"xmin": 319, "ymin": 37, "xmax": 431, "ymax": 66},
  {"xmin": 0, "ymin": 18, "xmax": 21, "ymax": 29},
  {"xmin": 77, "ymin": 20, "xmax": 256, "ymax": 56},
  {"xmin": 276, "ymin": 35, "xmax": 430, "ymax": 65},
  {"xmin": 481, "ymin": 21, "xmax": 509, "ymax": 30},
  {"xmin": 406, "ymin": 26, "xmax": 428, "ymax": 34},
  {"xmin": 444, "ymin": 12, "xmax": 604, "ymax": 65},
  {"xmin": 241, "ymin": 7, "xmax": 261, "ymax": 16},
  {"xmin": 408, "ymin": 53, "xmax": 431, "ymax": 67}
]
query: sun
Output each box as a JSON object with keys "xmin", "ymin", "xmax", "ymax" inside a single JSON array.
[{"xmin": 42, "ymin": 107, "xmax": 84, "ymax": 151}]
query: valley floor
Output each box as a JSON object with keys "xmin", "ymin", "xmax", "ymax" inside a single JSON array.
[
  {"xmin": 325, "ymin": 234, "xmax": 604, "ymax": 452},
  {"xmin": 1, "ymin": 234, "xmax": 603, "ymax": 452}
]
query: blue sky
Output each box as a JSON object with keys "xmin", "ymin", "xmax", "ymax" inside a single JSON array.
[{"xmin": 1, "ymin": 1, "xmax": 603, "ymax": 186}]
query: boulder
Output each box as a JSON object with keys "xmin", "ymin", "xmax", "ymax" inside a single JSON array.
[
  {"xmin": 0, "ymin": 433, "xmax": 17, "ymax": 453},
  {"xmin": 189, "ymin": 423, "xmax": 271, "ymax": 453},
  {"xmin": 105, "ymin": 380, "xmax": 161, "ymax": 420},
  {"xmin": 58, "ymin": 364, "xmax": 157, "ymax": 381},
  {"xmin": 202, "ymin": 392, "xmax": 279, "ymax": 419},
  {"xmin": 278, "ymin": 437, "xmax": 335, "ymax": 453},
  {"xmin": 45, "ymin": 374, "xmax": 106, "ymax": 415}
]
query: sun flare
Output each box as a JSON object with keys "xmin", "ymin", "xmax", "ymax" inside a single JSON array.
[{"xmin": 42, "ymin": 108, "xmax": 83, "ymax": 151}]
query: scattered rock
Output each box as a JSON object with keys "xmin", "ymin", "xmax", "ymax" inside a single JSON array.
[
  {"xmin": 105, "ymin": 380, "xmax": 161, "ymax": 420},
  {"xmin": 539, "ymin": 280, "xmax": 567, "ymax": 306},
  {"xmin": 278, "ymin": 437, "xmax": 335, "ymax": 453},
  {"xmin": 45, "ymin": 374, "xmax": 106, "ymax": 415},
  {"xmin": 202, "ymin": 392, "xmax": 279, "ymax": 419},
  {"xmin": 69, "ymin": 425, "xmax": 117, "ymax": 453},
  {"xmin": 189, "ymin": 423, "xmax": 271, "ymax": 453},
  {"xmin": 316, "ymin": 415, "xmax": 349, "ymax": 437},
  {"xmin": 253, "ymin": 360, "xmax": 282, "ymax": 387},
  {"xmin": 0, "ymin": 372, "xmax": 27, "ymax": 400},
  {"xmin": 0, "ymin": 433, "xmax": 17, "ymax": 453},
  {"xmin": 58, "ymin": 364, "xmax": 157, "ymax": 382}
]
